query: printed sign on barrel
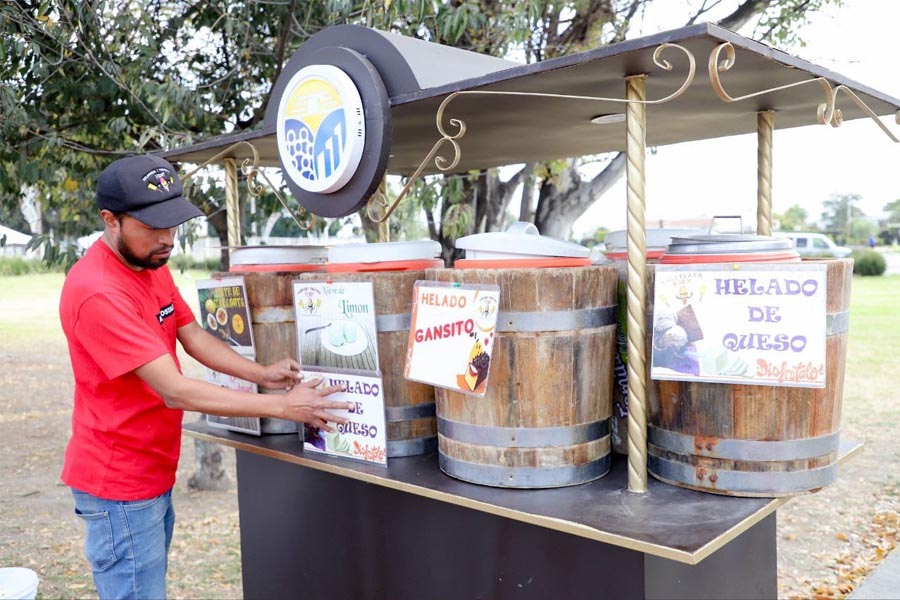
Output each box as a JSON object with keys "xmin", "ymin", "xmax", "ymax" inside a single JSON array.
[{"xmin": 650, "ymin": 263, "xmax": 827, "ymax": 388}]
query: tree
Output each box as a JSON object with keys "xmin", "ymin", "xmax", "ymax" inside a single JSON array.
[
  {"xmin": 775, "ymin": 204, "xmax": 810, "ymax": 232},
  {"xmin": 376, "ymin": 0, "xmax": 839, "ymax": 250},
  {"xmin": 883, "ymin": 198, "xmax": 900, "ymax": 244},
  {"xmin": 884, "ymin": 199, "xmax": 900, "ymax": 223},
  {"xmin": 2, "ymin": 1, "xmax": 839, "ymax": 265},
  {"xmin": 1, "ymin": 1, "xmax": 370, "ymax": 267},
  {"xmin": 821, "ymin": 193, "xmax": 864, "ymax": 244}
]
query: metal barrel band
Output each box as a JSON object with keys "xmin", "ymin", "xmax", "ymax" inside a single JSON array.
[
  {"xmin": 648, "ymin": 425, "xmax": 840, "ymax": 461},
  {"xmin": 495, "ymin": 305, "xmax": 617, "ymax": 333},
  {"xmin": 438, "ymin": 416, "xmax": 609, "ymax": 448},
  {"xmin": 251, "ymin": 306, "xmax": 294, "ymax": 324},
  {"xmin": 439, "ymin": 453, "xmax": 610, "ymax": 488},
  {"xmin": 376, "ymin": 312, "xmax": 411, "ymax": 332},
  {"xmin": 387, "ymin": 435, "xmax": 437, "ymax": 457},
  {"xmin": 648, "ymin": 453, "xmax": 838, "ymax": 495},
  {"xmin": 384, "ymin": 402, "xmax": 436, "ymax": 423},
  {"xmin": 261, "ymin": 417, "xmax": 299, "ymax": 434},
  {"xmin": 826, "ymin": 310, "xmax": 850, "ymax": 336}
]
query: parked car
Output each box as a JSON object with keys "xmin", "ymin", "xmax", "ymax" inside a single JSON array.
[{"xmin": 773, "ymin": 232, "xmax": 852, "ymax": 258}]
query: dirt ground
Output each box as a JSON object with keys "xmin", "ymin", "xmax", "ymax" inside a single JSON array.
[{"xmin": 1, "ymin": 275, "xmax": 897, "ymax": 599}]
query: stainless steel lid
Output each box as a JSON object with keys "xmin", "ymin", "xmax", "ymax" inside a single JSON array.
[
  {"xmin": 605, "ymin": 228, "xmax": 704, "ymax": 251},
  {"xmin": 665, "ymin": 234, "xmax": 794, "ymax": 255},
  {"xmin": 230, "ymin": 245, "xmax": 329, "ymax": 265}
]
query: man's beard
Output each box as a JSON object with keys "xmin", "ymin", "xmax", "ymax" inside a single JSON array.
[{"xmin": 117, "ymin": 236, "xmax": 171, "ymax": 270}]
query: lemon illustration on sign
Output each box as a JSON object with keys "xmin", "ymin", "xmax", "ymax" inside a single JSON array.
[
  {"xmin": 232, "ymin": 314, "xmax": 244, "ymax": 335},
  {"xmin": 206, "ymin": 313, "xmax": 218, "ymax": 331},
  {"xmin": 204, "ymin": 298, "xmax": 216, "ymax": 314},
  {"xmin": 215, "ymin": 307, "xmax": 228, "ymax": 326}
]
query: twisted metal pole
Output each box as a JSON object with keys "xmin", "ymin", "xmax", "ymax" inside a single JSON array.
[
  {"xmin": 757, "ymin": 111, "xmax": 774, "ymax": 236},
  {"xmin": 377, "ymin": 179, "xmax": 390, "ymax": 243},
  {"xmin": 224, "ymin": 158, "xmax": 241, "ymax": 252},
  {"xmin": 625, "ymin": 75, "xmax": 649, "ymax": 493}
]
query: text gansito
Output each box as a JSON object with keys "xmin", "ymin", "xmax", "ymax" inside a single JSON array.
[
  {"xmin": 326, "ymin": 377, "xmax": 380, "ymax": 438},
  {"xmin": 715, "ymin": 275, "xmax": 824, "ymax": 384},
  {"xmin": 413, "ymin": 291, "xmax": 474, "ymax": 342}
]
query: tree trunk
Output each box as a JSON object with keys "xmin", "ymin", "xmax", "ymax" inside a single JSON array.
[
  {"xmin": 188, "ymin": 436, "xmax": 231, "ymax": 491},
  {"xmin": 205, "ymin": 210, "xmax": 231, "ymax": 270},
  {"xmin": 535, "ymin": 153, "xmax": 626, "ymax": 239}
]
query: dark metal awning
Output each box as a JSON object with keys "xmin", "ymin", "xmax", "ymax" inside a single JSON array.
[{"xmin": 161, "ymin": 23, "xmax": 900, "ymax": 175}]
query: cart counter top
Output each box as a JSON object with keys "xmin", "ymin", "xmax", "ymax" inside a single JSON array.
[{"xmin": 183, "ymin": 420, "xmax": 861, "ymax": 565}]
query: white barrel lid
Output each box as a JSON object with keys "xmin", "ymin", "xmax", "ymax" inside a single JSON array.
[
  {"xmin": 605, "ymin": 228, "xmax": 705, "ymax": 251},
  {"xmin": 328, "ymin": 240, "xmax": 442, "ymax": 264},
  {"xmin": 230, "ymin": 245, "xmax": 329, "ymax": 265},
  {"xmin": 456, "ymin": 222, "xmax": 590, "ymax": 260}
]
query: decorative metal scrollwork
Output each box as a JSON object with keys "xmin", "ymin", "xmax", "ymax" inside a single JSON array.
[
  {"xmin": 367, "ymin": 43, "xmax": 698, "ymax": 224},
  {"xmin": 828, "ymin": 85, "xmax": 900, "ymax": 142},
  {"xmin": 182, "ymin": 140, "xmax": 314, "ymax": 231},
  {"xmin": 709, "ymin": 42, "xmax": 900, "ymax": 140}
]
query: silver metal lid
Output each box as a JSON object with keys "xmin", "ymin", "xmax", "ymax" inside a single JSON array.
[{"xmin": 665, "ymin": 234, "xmax": 794, "ymax": 255}]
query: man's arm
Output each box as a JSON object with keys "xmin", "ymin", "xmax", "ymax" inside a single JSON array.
[
  {"xmin": 135, "ymin": 353, "xmax": 350, "ymax": 431},
  {"xmin": 176, "ymin": 320, "xmax": 299, "ymax": 390}
]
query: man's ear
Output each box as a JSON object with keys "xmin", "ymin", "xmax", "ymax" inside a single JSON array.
[{"xmin": 100, "ymin": 210, "xmax": 119, "ymax": 230}]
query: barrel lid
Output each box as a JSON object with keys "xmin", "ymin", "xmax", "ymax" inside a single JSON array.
[
  {"xmin": 456, "ymin": 222, "xmax": 589, "ymax": 260},
  {"xmin": 230, "ymin": 245, "xmax": 328, "ymax": 265},
  {"xmin": 604, "ymin": 228, "xmax": 704, "ymax": 252},
  {"xmin": 664, "ymin": 234, "xmax": 794, "ymax": 255},
  {"xmin": 328, "ymin": 240, "xmax": 442, "ymax": 264}
]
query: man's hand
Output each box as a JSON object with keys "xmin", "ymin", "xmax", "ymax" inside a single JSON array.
[
  {"xmin": 282, "ymin": 378, "xmax": 351, "ymax": 431},
  {"xmin": 258, "ymin": 358, "xmax": 303, "ymax": 390}
]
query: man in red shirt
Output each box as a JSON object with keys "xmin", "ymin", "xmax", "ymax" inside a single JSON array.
[{"xmin": 59, "ymin": 155, "xmax": 349, "ymax": 599}]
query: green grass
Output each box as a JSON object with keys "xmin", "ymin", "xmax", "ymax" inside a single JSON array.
[
  {"xmin": 841, "ymin": 275, "xmax": 900, "ymax": 433},
  {"xmin": 0, "ymin": 269, "xmax": 213, "ymax": 349}
]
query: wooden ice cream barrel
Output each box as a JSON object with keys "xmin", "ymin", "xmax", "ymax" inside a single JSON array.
[
  {"xmin": 220, "ymin": 246, "xmax": 329, "ymax": 434},
  {"xmin": 646, "ymin": 257, "xmax": 853, "ymax": 497},
  {"xmin": 297, "ymin": 262, "xmax": 442, "ymax": 457},
  {"xmin": 603, "ymin": 229, "xmax": 716, "ymax": 455},
  {"xmin": 428, "ymin": 263, "xmax": 618, "ymax": 488},
  {"xmin": 222, "ymin": 268, "xmax": 314, "ymax": 434}
]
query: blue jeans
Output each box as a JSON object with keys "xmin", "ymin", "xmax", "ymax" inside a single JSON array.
[{"xmin": 71, "ymin": 488, "xmax": 175, "ymax": 600}]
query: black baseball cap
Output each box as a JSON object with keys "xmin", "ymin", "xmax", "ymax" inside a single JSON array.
[{"xmin": 96, "ymin": 155, "xmax": 204, "ymax": 228}]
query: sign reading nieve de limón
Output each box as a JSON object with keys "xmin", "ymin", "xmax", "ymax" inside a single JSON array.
[{"xmin": 276, "ymin": 64, "xmax": 365, "ymax": 194}]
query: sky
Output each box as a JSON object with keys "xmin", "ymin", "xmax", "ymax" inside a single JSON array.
[{"xmin": 571, "ymin": 0, "xmax": 900, "ymax": 237}]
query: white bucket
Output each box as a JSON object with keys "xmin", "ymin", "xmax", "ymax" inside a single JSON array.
[{"xmin": 0, "ymin": 568, "xmax": 39, "ymax": 600}]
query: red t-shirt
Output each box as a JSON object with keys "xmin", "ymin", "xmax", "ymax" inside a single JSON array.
[{"xmin": 59, "ymin": 241, "xmax": 195, "ymax": 500}]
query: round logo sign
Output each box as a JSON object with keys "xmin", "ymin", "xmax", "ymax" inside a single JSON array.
[{"xmin": 276, "ymin": 65, "xmax": 365, "ymax": 194}]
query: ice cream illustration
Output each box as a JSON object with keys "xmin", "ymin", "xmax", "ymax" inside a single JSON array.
[{"xmin": 463, "ymin": 340, "xmax": 490, "ymax": 391}]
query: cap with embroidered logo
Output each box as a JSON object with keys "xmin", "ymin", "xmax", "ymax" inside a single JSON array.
[{"xmin": 96, "ymin": 155, "xmax": 204, "ymax": 228}]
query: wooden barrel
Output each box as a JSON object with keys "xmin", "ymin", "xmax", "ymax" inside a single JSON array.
[
  {"xmin": 646, "ymin": 258, "xmax": 853, "ymax": 497},
  {"xmin": 236, "ymin": 269, "xmax": 308, "ymax": 434},
  {"xmin": 428, "ymin": 265, "xmax": 618, "ymax": 488},
  {"xmin": 296, "ymin": 269, "xmax": 438, "ymax": 457}
]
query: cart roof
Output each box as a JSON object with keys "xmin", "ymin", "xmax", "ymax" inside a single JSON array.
[{"xmin": 161, "ymin": 23, "xmax": 900, "ymax": 175}]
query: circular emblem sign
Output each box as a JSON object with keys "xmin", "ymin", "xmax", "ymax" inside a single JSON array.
[{"xmin": 276, "ymin": 65, "xmax": 365, "ymax": 194}]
